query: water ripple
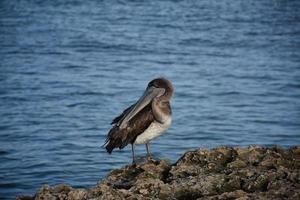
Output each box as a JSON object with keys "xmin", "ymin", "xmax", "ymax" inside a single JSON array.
[{"xmin": 1, "ymin": 0, "xmax": 300, "ymax": 199}]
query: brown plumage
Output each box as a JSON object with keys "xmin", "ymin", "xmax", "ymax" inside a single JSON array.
[
  {"xmin": 104, "ymin": 77, "xmax": 173, "ymax": 163},
  {"xmin": 105, "ymin": 103, "xmax": 154, "ymax": 153}
]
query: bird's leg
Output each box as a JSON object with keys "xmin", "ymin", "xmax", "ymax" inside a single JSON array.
[
  {"xmin": 145, "ymin": 142, "xmax": 152, "ymax": 160},
  {"xmin": 131, "ymin": 143, "xmax": 136, "ymax": 164}
]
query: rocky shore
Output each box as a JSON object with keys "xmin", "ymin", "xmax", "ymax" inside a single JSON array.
[{"xmin": 17, "ymin": 146, "xmax": 300, "ymax": 200}]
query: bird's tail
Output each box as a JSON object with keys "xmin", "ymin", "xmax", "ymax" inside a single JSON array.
[
  {"xmin": 105, "ymin": 142, "xmax": 114, "ymax": 154},
  {"xmin": 102, "ymin": 137, "xmax": 113, "ymax": 154},
  {"xmin": 103, "ymin": 127, "xmax": 128, "ymax": 154}
]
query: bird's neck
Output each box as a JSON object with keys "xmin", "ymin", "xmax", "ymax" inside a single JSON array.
[{"xmin": 152, "ymin": 98, "xmax": 171, "ymax": 123}]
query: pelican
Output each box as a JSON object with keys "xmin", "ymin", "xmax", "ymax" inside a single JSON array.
[{"xmin": 104, "ymin": 77, "xmax": 173, "ymax": 163}]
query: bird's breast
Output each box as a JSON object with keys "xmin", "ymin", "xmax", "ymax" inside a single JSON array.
[{"xmin": 134, "ymin": 116, "xmax": 172, "ymax": 144}]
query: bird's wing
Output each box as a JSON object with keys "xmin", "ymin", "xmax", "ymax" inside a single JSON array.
[
  {"xmin": 111, "ymin": 103, "xmax": 136, "ymax": 125},
  {"xmin": 105, "ymin": 104, "xmax": 154, "ymax": 153},
  {"xmin": 123, "ymin": 103, "xmax": 154, "ymax": 143}
]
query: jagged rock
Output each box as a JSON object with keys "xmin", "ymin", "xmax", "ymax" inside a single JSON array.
[
  {"xmin": 227, "ymin": 159, "xmax": 247, "ymax": 169},
  {"xmin": 16, "ymin": 146, "xmax": 300, "ymax": 200},
  {"xmin": 68, "ymin": 189, "xmax": 87, "ymax": 200}
]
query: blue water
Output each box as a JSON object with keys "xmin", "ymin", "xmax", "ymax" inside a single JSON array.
[{"xmin": 1, "ymin": 0, "xmax": 300, "ymax": 199}]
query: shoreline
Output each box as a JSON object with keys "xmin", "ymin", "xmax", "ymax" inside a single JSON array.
[{"xmin": 17, "ymin": 145, "xmax": 300, "ymax": 200}]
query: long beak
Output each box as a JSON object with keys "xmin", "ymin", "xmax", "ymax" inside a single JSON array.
[{"xmin": 119, "ymin": 86, "xmax": 165, "ymax": 129}]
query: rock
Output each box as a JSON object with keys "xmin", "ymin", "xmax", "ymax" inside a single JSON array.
[
  {"xmin": 34, "ymin": 185, "xmax": 57, "ymax": 200},
  {"xmin": 53, "ymin": 184, "xmax": 72, "ymax": 194},
  {"xmin": 131, "ymin": 178, "xmax": 172, "ymax": 199},
  {"xmin": 170, "ymin": 174, "xmax": 224, "ymax": 199},
  {"xmin": 247, "ymin": 146, "xmax": 266, "ymax": 165},
  {"xmin": 138, "ymin": 159, "xmax": 171, "ymax": 181},
  {"xmin": 18, "ymin": 146, "xmax": 300, "ymax": 200},
  {"xmin": 200, "ymin": 190, "xmax": 249, "ymax": 200},
  {"xmin": 227, "ymin": 159, "xmax": 247, "ymax": 169},
  {"xmin": 68, "ymin": 189, "xmax": 87, "ymax": 200},
  {"xmin": 260, "ymin": 157, "xmax": 276, "ymax": 169}
]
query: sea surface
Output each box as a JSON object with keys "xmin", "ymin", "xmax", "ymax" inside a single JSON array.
[{"xmin": 1, "ymin": 0, "xmax": 300, "ymax": 199}]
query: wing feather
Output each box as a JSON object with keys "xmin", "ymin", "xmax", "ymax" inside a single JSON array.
[
  {"xmin": 105, "ymin": 104, "xmax": 154, "ymax": 153},
  {"xmin": 111, "ymin": 103, "xmax": 135, "ymax": 125}
]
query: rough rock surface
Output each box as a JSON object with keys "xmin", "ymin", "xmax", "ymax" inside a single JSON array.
[{"xmin": 16, "ymin": 146, "xmax": 300, "ymax": 200}]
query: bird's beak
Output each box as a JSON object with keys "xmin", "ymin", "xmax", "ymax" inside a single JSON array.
[{"xmin": 119, "ymin": 86, "xmax": 165, "ymax": 128}]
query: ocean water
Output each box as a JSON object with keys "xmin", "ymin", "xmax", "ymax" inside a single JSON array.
[{"xmin": 1, "ymin": 0, "xmax": 300, "ymax": 199}]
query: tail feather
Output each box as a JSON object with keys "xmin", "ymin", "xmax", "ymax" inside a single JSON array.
[
  {"xmin": 105, "ymin": 142, "xmax": 114, "ymax": 154},
  {"xmin": 103, "ymin": 127, "xmax": 129, "ymax": 154}
]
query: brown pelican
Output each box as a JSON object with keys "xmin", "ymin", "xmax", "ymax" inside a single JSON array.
[{"xmin": 104, "ymin": 78, "xmax": 173, "ymax": 163}]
